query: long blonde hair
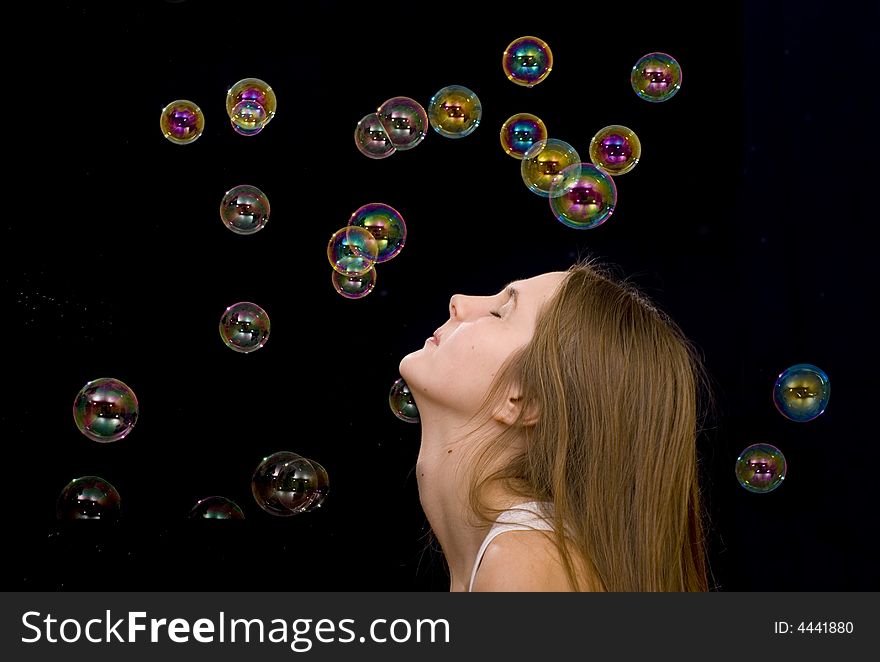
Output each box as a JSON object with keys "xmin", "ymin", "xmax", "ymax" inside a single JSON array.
[{"xmin": 463, "ymin": 256, "xmax": 717, "ymax": 591}]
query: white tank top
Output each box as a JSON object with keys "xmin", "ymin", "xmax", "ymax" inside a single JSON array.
[{"xmin": 468, "ymin": 500, "xmax": 556, "ymax": 592}]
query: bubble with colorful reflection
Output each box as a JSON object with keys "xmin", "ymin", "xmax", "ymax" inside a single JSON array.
[
  {"xmin": 225, "ymin": 77, "xmax": 277, "ymax": 123},
  {"xmin": 389, "ymin": 377, "xmax": 419, "ymax": 423},
  {"xmin": 428, "ymin": 85, "xmax": 482, "ymax": 138},
  {"xmin": 160, "ymin": 100, "xmax": 204, "ymax": 144},
  {"xmin": 549, "ymin": 163, "xmax": 617, "ymax": 229},
  {"xmin": 773, "ymin": 363, "xmax": 830, "ymax": 422},
  {"xmin": 631, "ymin": 52, "xmax": 682, "ymax": 102},
  {"xmin": 220, "ymin": 184, "xmax": 270, "ymax": 235},
  {"xmin": 377, "ymin": 97, "xmax": 428, "ymax": 150},
  {"xmin": 188, "ymin": 496, "xmax": 245, "ymax": 519},
  {"xmin": 328, "ymin": 226, "xmax": 379, "ymax": 277},
  {"xmin": 73, "ymin": 377, "xmax": 139, "ymax": 443},
  {"xmin": 735, "ymin": 443, "xmax": 787, "ymax": 493},
  {"xmin": 230, "ymin": 99, "xmax": 268, "ymax": 136},
  {"xmin": 348, "ymin": 203, "xmax": 406, "ymax": 262},
  {"xmin": 500, "ymin": 113, "xmax": 548, "ymax": 159},
  {"xmin": 521, "ymin": 139, "xmax": 581, "ymax": 197},
  {"xmin": 589, "ymin": 125, "xmax": 641, "ymax": 175},
  {"xmin": 219, "ymin": 302, "xmax": 270, "ymax": 353},
  {"xmin": 502, "ymin": 36, "xmax": 553, "ymax": 87},
  {"xmin": 332, "ymin": 267, "xmax": 376, "ymax": 299},
  {"xmin": 252, "ymin": 452, "xmax": 318, "ymax": 517},
  {"xmin": 354, "ymin": 113, "xmax": 396, "ymax": 159},
  {"xmin": 56, "ymin": 476, "xmax": 121, "ymax": 520}
]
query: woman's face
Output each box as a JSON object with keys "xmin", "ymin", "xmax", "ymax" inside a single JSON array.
[{"xmin": 399, "ymin": 271, "xmax": 567, "ymax": 416}]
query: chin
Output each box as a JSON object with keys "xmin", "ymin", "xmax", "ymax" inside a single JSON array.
[{"xmin": 398, "ymin": 348, "xmax": 422, "ymax": 384}]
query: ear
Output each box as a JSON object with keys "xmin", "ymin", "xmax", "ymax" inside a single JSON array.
[{"xmin": 492, "ymin": 386, "xmax": 540, "ymax": 428}]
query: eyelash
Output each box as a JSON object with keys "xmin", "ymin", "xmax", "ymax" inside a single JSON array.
[{"xmin": 490, "ymin": 311, "xmax": 502, "ymax": 318}]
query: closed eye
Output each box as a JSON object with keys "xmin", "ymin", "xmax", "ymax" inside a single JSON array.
[{"xmin": 490, "ymin": 311, "xmax": 502, "ymax": 318}]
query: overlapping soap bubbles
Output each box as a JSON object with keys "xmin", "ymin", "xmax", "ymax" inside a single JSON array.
[
  {"xmin": 326, "ymin": 203, "xmax": 407, "ymax": 299},
  {"xmin": 251, "ymin": 452, "xmax": 330, "ymax": 517},
  {"xmin": 225, "ymin": 77, "xmax": 277, "ymax": 136},
  {"xmin": 73, "ymin": 378, "xmax": 139, "ymax": 443},
  {"xmin": 355, "ymin": 97, "xmax": 428, "ymax": 159},
  {"xmin": 521, "ymin": 139, "xmax": 581, "ymax": 197},
  {"xmin": 389, "ymin": 378, "xmax": 419, "ymax": 423}
]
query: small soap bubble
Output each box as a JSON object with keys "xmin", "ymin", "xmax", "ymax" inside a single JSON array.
[
  {"xmin": 73, "ymin": 377, "xmax": 139, "ymax": 443},
  {"xmin": 56, "ymin": 476, "xmax": 121, "ymax": 520},
  {"xmin": 354, "ymin": 112, "xmax": 396, "ymax": 159},
  {"xmin": 500, "ymin": 113, "xmax": 548, "ymax": 159},
  {"xmin": 220, "ymin": 184, "xmax": 270, "ymax": 235},
  {"xmin": 332, "ymin": 267, "xmax": 376, "ymax": 299},
  {"xmin": 348, "ymin": 203, "xmax": 406, "ymax": 262},
  {"xmin": 773, "ymin": 363, "xmax": 830, "ymax": 422},
  {"xmin": 328, "ymin": 226, "xmax": 379, "ymax": 277},
  {"xmin": 160, "ymin": 100, "xmax": 204, "ymax": 144},
  {"xmin": 188, "ymin": 496, "xmax": 245, "ymax": 519},
  {"xmin": 503, "ymin": 36, "xmax": 553, "ymax": 87},
  {"xmin": 521, "ymin": 139, "xmax": 581, "ymax": 197},
  {"xmin": 226, "ymin": 78, "xmax": 277, "ymax": 123},
  {"xmin": 549, "ymin": 163, "xmax": 617, "ymax": 229},
  {"xmin": 230, "ymin": 99, "xmax": 268, "ymax": 136},
  {"xmin": 389, "ymin": 377, "xmax": 419, "ymax": 423},
  {"xmin": 631, "ymin": 52, "xmax": 682, "ymax": 102},
  {"xmin": 252, "ymin": 452, "xmax": 317, "ymax": 517},
  {"xmin": 427, "ymin": 85, "xmax": 482, "ymax": 138},
  {"xmin": 376, "ymin": 97, "xmax": 428, "ymax": 150},
  {"xmin": 302, "ymin": 459, "xmax": 330, "ymax": 512},
  {"xmin": 735, "ymin": 443, "xmax": 787, "ymax": 493},
  {"xmin": 589, "ymin": 125, "xmax": 641, "ymax": 175},
  {"xmin": 219, "ymin": 302, "xmax": 270, "ymax": 353}
]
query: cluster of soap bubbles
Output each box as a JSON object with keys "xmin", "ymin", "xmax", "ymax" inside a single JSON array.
[
  {"xmin": 326, "ymin": 203, "xmax": 407, "ymax": 299},
  {"xmin": 734, "ymin": 363, "xmax": 830, "ymax": 493},
  {"xmin": 252, "ymin": 452, "xmax": 330, "ymax": 517},
  {"xmin": 159, "ymin": 77, "xmax": 277, "ymax": 144},
  {"xmin": 354, "ymin": 97, "xmax": 428, "ymax": 159}
]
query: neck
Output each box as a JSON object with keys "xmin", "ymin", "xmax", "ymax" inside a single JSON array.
[{"xmin": 414, "ymin": 405, "xmax": 525, "ymax": 591}]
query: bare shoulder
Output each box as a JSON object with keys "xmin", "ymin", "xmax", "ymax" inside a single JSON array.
[{"xmin": 471, "ymin": 529, "xmax": 581, "ymax": 592}]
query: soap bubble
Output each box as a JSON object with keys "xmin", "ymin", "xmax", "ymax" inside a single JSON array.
[
  {"xmin": 354, "ymin": 113, "xmax": 396, "ymax": 159},
  {"xmin": 735, "ymin": 443, "xmax": 787, "ymax": 493},
  {"xmin": 377, "ymin": 96, "xmax": 428, "ymax": 150},
  {"xmin": 428, "ymin": 85, "xmax": 482, "ymax": 138},
  {"xmin": 500, "ymin": 113, "xmax": 547, "ymax": 159},
  {"xmin": 328, "ymin": 226, "xmax": 379, "ymax": 277},
  {"xmin": 220, "ymin": 184, "xmax": 270, "ymax": 235},
  {"xmin": 389, "ymin": 377, "xmax": 419, "ymax": 423},
  {"xmin": 302, "ymin": 459, "xmax": 330, "ymax": 512},
  {"xmin": 219, "ymin": 302, "xmax": 270, "ymax": 353},
  {"xmin": 347, "ymin": 203, "xmax": 406, "ymax": 262},
  {"xmin": 73, "ymin": 377, "xmax": 139, "ymax": 443},
  {"xmin": 502, "ymin": 36, "xmax": 553, "ymax": 87},
  {"xmin": 188, "ymin": 496, "xmax": 245, "ymax": 519},
  {"xmin": 631, "ymin": 52, "xmax": 682, "ymax": 102},
  {"xmin": 521, "ymin": 139, "xmax": 581, "ymax": 197},
  {"xmin": 549, "ymin": 163, "xmax": 617, "ymax": 229},
  {"xmin": 226, "ymin": 77, "xmax": 277, "ymax": 123},
  {"xmin": 772, "ymin": 363, "xmax": 830, "ymax": 422},
  {"xmin": 230, "ymin": 99, "xmax": 268, "ymax": 136},
  {"xmin": 160, "ymin": 99, "xmax": 204, "ymax": 144},
  {"xmin": 589, "ymin": 125, "xmax": 641, "ymax": 175},
  {"xmin": 56, "ymin": 476, "xmax": 121, "ymax": 520},
  {"xmin": 252, "ymin": 452, "xmax": 319, "ymax": 517},
  {"xmin": 332, "ymin": 267, "xmax": 377, "ymax": 299}
]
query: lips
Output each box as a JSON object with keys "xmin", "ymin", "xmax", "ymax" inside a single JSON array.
[{"xmin": 430, "ymin": 329, "xmax": 442, "ymax": 345}]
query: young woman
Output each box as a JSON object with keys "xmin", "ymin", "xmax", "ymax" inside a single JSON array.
[{"xmin": 399, "ymin": 257, "xmax": 715, "ymax": 591}]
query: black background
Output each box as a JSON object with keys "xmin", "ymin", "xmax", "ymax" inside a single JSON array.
[{"xmin": 2, "ymin": 0, "xmax": 876, "ymax": 590}]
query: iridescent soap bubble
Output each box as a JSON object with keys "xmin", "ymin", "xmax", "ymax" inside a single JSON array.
[
  {"xmin": 503, "ymin": 36, "xmax": 553, "ymax": 87},
  {"xmin": 772, "ymin": 363, "xmax": 830, "ymax": 422},
  {"xmin": 302, "ymin": 459, "xmax": 330, "ymax": 512},
  {"xmin": 332, "ymin": 267, "xmax": 377, "ymax": 299},
  {"xmin": 160, "ymin": 99, "xmax": 204, "ymax": 144},
  {"xmin": 230, "ymin": 99, "xmax": 268, "ymax": 136},
  {"xmin": 328, "ymin": 226, "xmax": 379, "ymax": 277},
  {"xmin": 226, "ymin": 77, "xmax": 277, "ymax": 123},
  {"xmin": 500, "ymin": 113, "xmax": 548, "ymax": 159},
  {"xmin": 427, "ymin": 85, "xmax": 482, "ymax": 138},
  {"xmin": 188, "ymin": 496, "xmax": 245, "ymax": 520},
  {"xmin": 354, "ymin": 112, "xmax": 396, "ymax": 159},
  {"xmin": 252, "ymin": 452, "xmax": 318, "ymax": 517},
  {"xmin": 56, "ymin": 476, "xmax": 121, "ymax": 520},
  {"xmin": 348, "ymin": 203, "xmax": 406, "ymax": 262},
  {"xmin": 73, "ymin": 377, "xmax": 139, "ymax": 443},
  {"xmin": 589, "ymin": 125, "xmax": 642, "ymax": 175},
  {"xmin": 631, "ymin": 52, "xmax": 682, "ymax": 102},
  {"xmin": 219, "ymin": 302, "xmax": 270, "ymax": 353},
  {"xmin": 549, "ymin": 163, "xmax": 618, "ymax": 229},
  {"xmin": 389, "ymin": 377, "xmax": 419, "ymax": 423},
  {"xmin": 220, "ymin": 184, "xmax": 270, "ymax": 235},
  {"xmin": 521, "ymin": 139, "xmax": 581, "ymax": 197},
  {"xmin": 735, "ymin": 443, "xmax": 787, "ymax": 493},
  {"xmin": 376, "ymin": 97, "xmax": 428, "ymax": 150}
]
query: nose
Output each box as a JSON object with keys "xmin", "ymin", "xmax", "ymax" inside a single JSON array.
[{"xmin": 449, "ymin": 293, "xmax": 487, "ymax": 320}]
